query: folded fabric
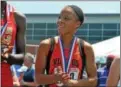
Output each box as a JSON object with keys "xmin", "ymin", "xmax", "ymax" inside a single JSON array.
[{"xmin": 17, "ymin": 66, "xmax": 28, "ymax": 72}]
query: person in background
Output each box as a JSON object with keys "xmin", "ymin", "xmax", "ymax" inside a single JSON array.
[
  {"xmin": 1, "ymin": 1, "xmax": 26, "ymax": 87},
  {"xmin": 106, "ymin": 56, "xmax": 120, "ymax": 87},
  {"xmin": 18, "ymin": 53, "xmax": 37, "ymax": 87},
  {"xmin": 97, "ymin": 54, "xmax": 115, "ymax": 87}
]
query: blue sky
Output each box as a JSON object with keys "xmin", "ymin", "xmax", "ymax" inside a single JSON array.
[{"xmin": 8, "ymin": 1, "xmax": 120, "ymax": 14}]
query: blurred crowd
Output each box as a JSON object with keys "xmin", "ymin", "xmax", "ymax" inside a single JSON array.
[{"xmin": 11, "ymin": 53, "xmax": 120, "ymax": 87}]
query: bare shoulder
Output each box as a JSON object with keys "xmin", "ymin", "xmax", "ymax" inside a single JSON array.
[
  {"xmin": 77, "ymin": 38, "xmax": 93, "ymax": 53},
  {"xmin": 38, "ymin": 38, "xmax": 52, "ymax": 56},
  {"xmin": 82, "ymin": 40, "xmax": 95, "ymax": 60},
  {"xmin": 14, "ymin": 11, "xmax": 26, "ymax": 20},
  {"xmin": 14, "ymin": 11, "xmax": 26, "ymax": 25},
  {"xmin": 83, "ymin": 40, "xmax": 93, "ymax": 51},
  {"xmin": 40, "ymin": 38, "xmax": 51, "ymax": 47}
]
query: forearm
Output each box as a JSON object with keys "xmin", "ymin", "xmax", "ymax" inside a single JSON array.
[
  {"xmin": 35, "ymin": 74, "xmax": 59, "ymax": 85},
  {"xmin": 23, "ymin": 82, "xmax": 36, "ymax": 87},
  {"xmin": 65, "ymin": 77, "xmax": 97, "ymax": 87},
  {"xmin": 7, "ymin": 53, "xmax": 24, "ymax": 65}
]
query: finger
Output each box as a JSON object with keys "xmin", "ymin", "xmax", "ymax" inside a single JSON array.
[
  {"xmin": 63, "ymin": 75, "xmax": 70, "ymax": 80},
  {"xmin": 1, "ymin": 53, "xmax": 8, "ymax": 59},
  {"xmin": 62, "ymin": 74, "xmax": 70, "ymax": 80},
  {"xmin": 57, "ymin": 66, "xmax": 62, "ymax": 73}
]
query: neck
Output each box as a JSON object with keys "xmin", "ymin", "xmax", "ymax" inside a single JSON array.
[
  {"xmin": 60, "ymin": 34, "xmax": 74, "ymax": 48},
  {"xmin": 27, "ymin": 65, "xmax": 32, "ymax": 69}
]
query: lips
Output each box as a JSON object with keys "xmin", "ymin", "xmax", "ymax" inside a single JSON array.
[
  {"xmin": 58, "ymin": 24, "xmax": 64, "ymax": 29},
  {"xmin": 58, "ymin": 26, "xmax": 63, "ymax": 30},
  {"xmin": 58, "ymin": 25, "xmax": 64, "ymax": 34}
]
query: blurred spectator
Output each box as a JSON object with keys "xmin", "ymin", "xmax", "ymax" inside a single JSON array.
[
  {"xmin": 18, "ymin": 53, "xmax": 37, "ymax": 87},
  {"xmin": 97, "ymin": 54, "xmax": 116, "ymax": 87},
  {"xmin": 95, "ymin": 56, "xmax": 106, "ymax": 69}
]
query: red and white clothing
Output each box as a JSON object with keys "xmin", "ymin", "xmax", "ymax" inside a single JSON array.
[
  {"xmin": 1, "ymin": 4, "xmax": 17, "ymax": 87},
  {"xmin": 48, "ymin": 36, "xmax": 84, "ymax": 87}
]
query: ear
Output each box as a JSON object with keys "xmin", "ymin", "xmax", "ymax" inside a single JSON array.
[{"xmin": 76, "ymin": 21, "xmax": 81, "ymax": 29}]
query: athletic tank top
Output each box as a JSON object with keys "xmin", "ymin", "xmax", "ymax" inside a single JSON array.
[
  {"xmin": 48, "ymin": 36, "xmax": 83, "ymax": 87},
  {"xmin": 1, "ymin": 4, "xmax": 17, "ymax": 87}
]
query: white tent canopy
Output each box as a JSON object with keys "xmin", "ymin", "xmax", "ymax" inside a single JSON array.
[{"xmin": 92, "ymin": 36, "xmax": 120, "ymax": 57}]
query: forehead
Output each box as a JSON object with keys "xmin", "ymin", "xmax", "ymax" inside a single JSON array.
[
  {"xmin": 60, "ymin": 6, "xmax": 75, "ymax": 15},
  {"xmin": 24, "ymin": 57, "xmax": 29, "ymax": 60},
  {"xmin": 24, "ymin": 57, "xmax": 31, "ymax": 61}
]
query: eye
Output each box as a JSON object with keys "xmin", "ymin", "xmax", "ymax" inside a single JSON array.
[
  {"xmin": 58, "ymin": 16, "xmax": 61, "ymax": 19},
  {"xmin": 58, "ymin": 15, "xmax": 71, "ymax": 20},
  {"xmin": 64, "ymin": 16, "xmax": 70, "ymax": 20},
  {"xmin": 58, "ymin": 14, "xmax": 62, "ymax": 19}
]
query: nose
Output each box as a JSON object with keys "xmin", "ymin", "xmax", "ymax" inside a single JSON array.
[{"xmin": 57, "ymin": 18, "xmax": 64, "ymax": 25}]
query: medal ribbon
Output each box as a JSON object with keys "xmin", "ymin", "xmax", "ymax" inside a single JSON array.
[{"xmin": 59, "ymin": 36, "xmax": 77, "ymax": 72}]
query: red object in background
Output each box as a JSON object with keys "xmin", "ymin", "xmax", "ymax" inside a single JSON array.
[{"xmin": 107, "ymin": 54, "xmax": 117, "ymax": 59}]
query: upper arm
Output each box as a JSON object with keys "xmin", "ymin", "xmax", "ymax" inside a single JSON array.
[
  {"xmin": 84, "ymin": 42, "xmax": 97, "ymax": 78},
  {"xmin": 106, "ymin": 58, "xmax": 120, "ymax": 86},
  {"xmin": 14, "ymin": 11, "xmax": 26, "ymax": 54},
  {"xmin": 35, "ymin": 39, "xmax": 50, "ymax": 75}
]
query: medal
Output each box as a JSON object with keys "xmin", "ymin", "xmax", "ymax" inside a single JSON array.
[{"xmin": 55, "ymin": 36, "xmax": 76, "ymax": 86}]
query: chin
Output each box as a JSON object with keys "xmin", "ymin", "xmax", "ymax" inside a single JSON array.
[
  {"xmin": 58, "ymin": 30, "xmax": 65, "ymax": 36},
  {"xmin": 58, "ymin": 33, "xmax": 64, "ymax": 36}
]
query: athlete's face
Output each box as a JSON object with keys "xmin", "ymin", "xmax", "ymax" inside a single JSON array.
[{"xmin": 57, "ymin": 7, "xmax": 80, "ymax": 35}]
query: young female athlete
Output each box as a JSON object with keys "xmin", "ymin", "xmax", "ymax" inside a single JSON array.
[{"xmin": 35, "ymin": 5, "xmax": 97, "ymax": 87}]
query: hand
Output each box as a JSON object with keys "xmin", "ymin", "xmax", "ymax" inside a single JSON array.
[
  {"xmin": 1, "ymin": 45, "xmax": 13, "ymax": 63},
  {"xmin": 1, "ymin": 52, "xmax": 9, "ymax": 58},
  {"xmin": 1, "ymin": 45, "xmax": 13, "ymax": 57},
  {"xmin": 20, "ymin": 80, "xmax": 26, "ymax": 86},
  {"xmin": 19, "ymin": 73, "xmax": 24, "ymax": 82},
  {"xmin": 1, "ymin": 44, "xmax": 13, "ymax": 53},
  {"xmin": 1, "ymin": 53, "xmax": 9, "ymax": 63},
  {"xmin": 55, "ymin": 66, "xmax": 70, "ymax": 84},
  {"xmin": 20, "ymin": 79, "xmax": 24, "ymax": 85}
]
